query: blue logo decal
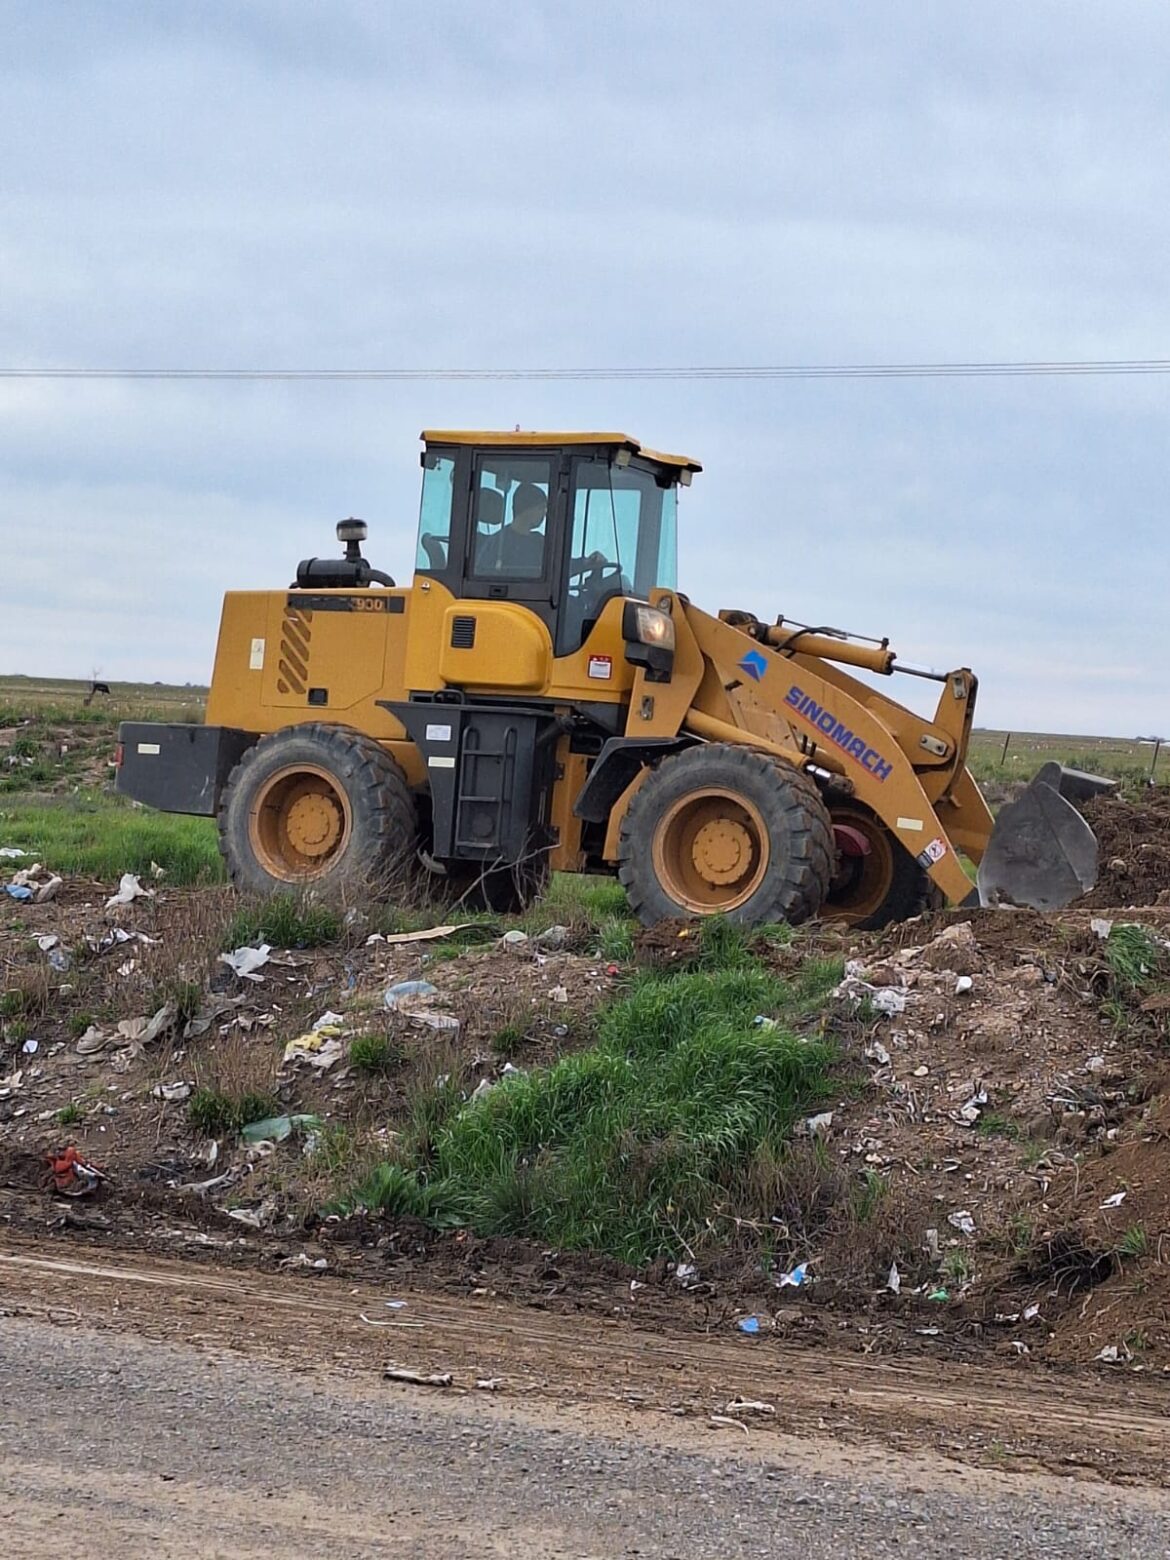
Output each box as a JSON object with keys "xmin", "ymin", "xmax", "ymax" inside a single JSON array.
[{"xmin": 738, "ymin": 649, "xmax": 768, "ymax": 682}]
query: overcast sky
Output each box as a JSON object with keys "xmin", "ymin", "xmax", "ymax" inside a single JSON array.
[{"xmin": 2, "ymin": 0, "xmax": 1167, "ymax": 735}]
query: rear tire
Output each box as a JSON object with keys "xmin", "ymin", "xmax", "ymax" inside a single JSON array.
[
  {"xmin": 823, "ymin": 801, "xmax": 940, "ymax": 929},
  {"xmin": 618, "ymin": 744, "xmax": 833, "ymax": 927},
  {"xmin": 218, "ymin": 724, "xmax": 417, "ymax": 900}
]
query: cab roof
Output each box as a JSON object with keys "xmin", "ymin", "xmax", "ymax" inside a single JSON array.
[{"xmin": 420, "ymin": 429, "xmax": 702, "ymax": 474}]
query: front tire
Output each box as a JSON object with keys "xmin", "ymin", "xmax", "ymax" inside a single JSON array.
[
  {"xmin": 617, "ymin": 744, "xmax": 833, "ymax": 927},
  {"xmin": 218, "ymin": 724, "xmax": 417, "ymax": 900}
]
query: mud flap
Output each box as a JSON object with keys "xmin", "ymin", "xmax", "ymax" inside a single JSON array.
[{"xmin": 977, "ymin": 768, "xmax": 1106, "ymax": 910}]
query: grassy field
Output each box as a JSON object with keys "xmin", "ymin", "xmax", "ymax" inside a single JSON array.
[{"xmin": 967, "ymin": 729, "xmax": 1164, "ymax": 788}]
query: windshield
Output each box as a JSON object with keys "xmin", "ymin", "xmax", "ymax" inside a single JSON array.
[{"xmin": 558, "ymin": 457, "xmax": 677, "ymax": 654}]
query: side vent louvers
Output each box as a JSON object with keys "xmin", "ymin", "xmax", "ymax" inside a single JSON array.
[
  {"xmin": 450, "ymin": 615, "xmax": 477, "ymax": 650},
  {"xmin": 277, "ymin": 606, "xmax": 313, "ymax": 694}
]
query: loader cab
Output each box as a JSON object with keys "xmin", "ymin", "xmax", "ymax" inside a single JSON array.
[{"xmin": 413, "ymin": 431, "xmax": 699, "ymax": 657}]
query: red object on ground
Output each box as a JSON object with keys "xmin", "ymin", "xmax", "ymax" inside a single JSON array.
[{"xmin": 46, "ymin": 1146, "xmax": 106, "ymax": 1197}]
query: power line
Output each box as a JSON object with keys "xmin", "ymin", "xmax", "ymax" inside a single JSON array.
[{"xmin": 3, "ymin": 358, "xmax": 1170, "ymax": 382}]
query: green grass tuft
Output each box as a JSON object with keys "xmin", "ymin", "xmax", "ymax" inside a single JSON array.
[
  {"xmin": 349, "ymin": 1032, "xmax": 405, "ymax": 1076},
  {"xmin": 1104, "ymin": 923, "xmax": 1164, "ymax": 994},
  {"xmin": 187, "ymin": 1087, "xmax": 280, "ymax": 1136},
  {"xmin": 1117, "ymin": 1223, "xmax": 1148, "ymax": 1260},
  {"xmin": 224, "ymin": 895, "xmax": 341, "ymax": 950},
  {"xmin": 353, "ymin": 955, "xmax": 838, "ymax": 1264}
]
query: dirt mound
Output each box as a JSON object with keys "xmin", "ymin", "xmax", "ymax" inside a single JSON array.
[{"xmin": 1081, "ymin": 789, "xmax": 1170, "ymax": 907}]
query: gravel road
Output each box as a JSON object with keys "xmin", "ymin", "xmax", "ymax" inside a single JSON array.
[{"xmin": 2, "ymin": 1314, "xmax": 1168, "ymax": 1558}]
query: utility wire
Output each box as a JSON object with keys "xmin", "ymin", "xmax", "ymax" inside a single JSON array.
[{"xmin": 3, "ymin": 359, "xmax": 1170, "ymax": 381}]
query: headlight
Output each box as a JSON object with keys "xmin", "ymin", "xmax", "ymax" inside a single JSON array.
[
  {"xmin": 622, "ymin": 600, "xmax": 676, "ymax": 684},
  {"xmin": 625, "ymin": 603, "xmax": 675, "ymax": 648}
]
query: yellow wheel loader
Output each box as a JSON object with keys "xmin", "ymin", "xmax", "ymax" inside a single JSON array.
[{"xmin": 116, "ymin": 430, "xmax": 1102, "ymax": 925}]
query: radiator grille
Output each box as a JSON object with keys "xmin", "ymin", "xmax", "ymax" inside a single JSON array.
[{"xmin": 450, "ymin": 615, "xmax": 477, "ymax": 649}]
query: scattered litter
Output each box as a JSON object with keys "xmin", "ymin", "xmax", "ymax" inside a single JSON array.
[
  {"xmin": 947, "ymin": 1210, "xmax": 976, "ymax": 1236},
  {"xmin": 500, "ymin": 929, "xmax": 530, "ymax": 951},
  {"xmin": 219, "ymin": 943, "xmax": 272, "ymax": 981},
  {"xmin": 952, "ymin": 1086, "xmax": 988, "ymax": 1127},
  {"xmin": 871, "ymin": 987, "xmax": 908, "ymax": 1016},
  {"xmin": 152, "ymin": 1081, "xmax": 191, "ymax": 1103},
  {"xmin": 48, "ymin": 947, "xmax": 71, "ymax": 972},
  {"xmin": 469, "ymin": 1078, "xmax": 495, "ymax": 1102},
  {"xmin": 927, "ymin": 1287, "xmax": 949, "ymax": 1302},
  {"xmin": 913, "ymin": 1064, "xmax": 929, "ymax": 1077},
  {"xmin": 1096, "ymin": 1343, "xmax": 1132, "ymax": 1364},
  {"xmin": 549, "ymin": 985, "xmax": 569, "ymax": 1003},
  {"xmin": 708, "ymin": 1415, "xmax": 749, "ymax": 1434},
  {"xmin": 46, "ymin": 1146, "xmax": 107, "ymax": 1197},
  {"xmin": 752, "ymin": 1015, "xmax": 778, "ymax": 1031},
  {"xmin": 283, "ymin": 1012, "xmax": 346, "ymax": 1070},
  {"xmin": 366, "ymin": 924, "xmax": 459, "ymax": 946},
  {"xmin": 3, "ymin": 884, "xmax": 32, "ymax": 901},
  {"xmin": 1009, "ymin": 1341, "xmax": 1030, "ymax": 1356},
  {"xmin": 116, "ymin": 1004, "xmax": 176, "ymax": 1048},
  {"xmin": 1090, "ymin": 918, "xmax": 1114, "ymax": 941},
  {"xmin": 800, "ymin": 1112, "xmax": 833, "ymax": 1139},
  {"xmin": 76, "ymin": 1025, "xmax": 109, "ymax": 1056},
  {"xmin": 35, "ymin": 875, "xmax": 62, "ymax": 903},
  {"xmin": 1099, "ymin": 1191, "xmax": 1127, "ymax": 1209},
  {"xmin": 383, "ymin": 979, "xmax": 458, "ymax": 1032},
  {"xmin": 535, "ymin": 925, "xmax": 568, "ymax": 950},
  {"xmin": 241, "ymin": 1112, "xmax": 322, "ymax": 1145},
  {"xmin": 385, "ymin": 1300, "xmax": 408, "ymax": 1310},
  {"xmin": 384, "ymin": 979, "xmax": 437, "ymax": 1007},
  {"xmin": 149, "ymin": 860, "xmax": 166, "ymax": 879},
  {"xmin": 35, "ymin": 934, "xmax": 59, "ymax": 952},
  {"xmin": 475, "ymin": 1377, "xmax": 502, "ymax": 1391},
  {"xmin": 775, "ymin": 1262, "xmax": 809, "ymax": 1289},
  {"xmin": 225, "ymin": 1203, "xmax": 274, "ymax": 1229},
  {"xmin": 105, "ymin": 872, "xmax": 153, "ymax": 908},
  {"xmin": 955, "ymin": 975, "xmax": 974, "ymax": 995},
  {"xmin": 280, "ymin": 1252, "xmax": 329, "ymax": 1270},
  {"xmin": 0, "ymin": 847, "xmax": 28, "ymax": 858},
  {"xmin": 865, "ymin": 1039, "xmax": 891, "ymax": 1066},
  {"xmin": 383, "ymin": 1367, "xmax": 453, "ymax": 1388},
  {"xmin": 21, "ymin": 1038, "xmax": 39, "ymax": 1055},
  {"xmin": 1023, "ymin": 1303, "xmax": 1041, "ymax": 1322},
  {"xmin": 736, "ymin": 1316, "xmax": 762, "ymax": 1335},
  {"xmin": 410, "ymin": 1009, "xmax": 460, "ymax": 1032},
  {"xmin": 673, "ymin": 1261, "xmax": 699, "ymax": 1287},
  {"xmin": 886, "ymin": 1261, "xmax": 901, "ymax": 1295},
  {"xmin": 724, "ymin": 1397, "xmax": 775, "ymax": 1416}
]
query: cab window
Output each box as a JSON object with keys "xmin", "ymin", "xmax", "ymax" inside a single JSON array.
[
  {"xmin": 558, "ymin": 457, "xmax": 678, "ymax": 654},
  {"xmin": 469, "ymin": 456, "xmax": 554, "ymax": 580},
  {"xmin": 415, "ymin": 451, "xmax": 456, "ymax": 572}
]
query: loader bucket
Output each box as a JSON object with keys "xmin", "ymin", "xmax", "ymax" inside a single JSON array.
[{"xmin": 977, "ymin": 765, "xmax": 1113, "ymax": 911}]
